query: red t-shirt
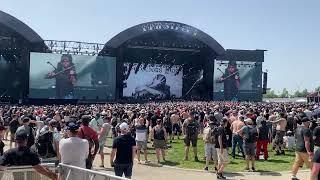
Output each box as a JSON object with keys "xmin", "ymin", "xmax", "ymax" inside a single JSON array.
[{"xmin": 77, "ymin": 126, "xmax": 98, "ymax": 141}]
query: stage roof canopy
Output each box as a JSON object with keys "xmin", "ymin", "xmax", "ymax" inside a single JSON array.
[
  {"xmin": 103, "ymin": 21, "xmax": 225, "ymax": 56},
  {"xmin": 0, "ymin": 10, "xmax": 43, "ymax": 43}
]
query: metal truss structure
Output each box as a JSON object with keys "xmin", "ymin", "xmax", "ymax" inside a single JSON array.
[{"xmin": 44, "ymin": 40, "xmax": 105, "ymax": 55}]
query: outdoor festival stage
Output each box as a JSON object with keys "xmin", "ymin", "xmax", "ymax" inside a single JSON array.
[{"xmin": 0, "ymin": 10, "xmax": 267, "ymax": 104}]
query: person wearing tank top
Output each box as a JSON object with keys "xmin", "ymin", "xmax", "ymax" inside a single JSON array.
[{"xmin": 153, "ymin": 119, "xmax": 167, "ymax": 163}]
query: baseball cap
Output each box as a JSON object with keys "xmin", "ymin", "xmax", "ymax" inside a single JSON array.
[
  {"xmin": 22, "ymin": 117, "xmax": 30, "ymax": 123},
  {"xmin": 301, "ymin": 117, "xmax": 310, "ymax": 123},
  {"xmin": 15, "ymin": 131, "xmax": 28, "ymax": 141},
  {"xmin": 119, "ymin": 122, "xmax": 129, "ymax": 131},
  {"xmin": 66, "ymin": 122, "xmax": 79, "ymax": 131},
  {"xmin": 244, "ymin": 118, "xmax": 253, "ymax": 124}
]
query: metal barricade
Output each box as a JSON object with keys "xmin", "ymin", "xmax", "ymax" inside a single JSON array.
[
  {"xmin": 58, "ymin": 163, "xmax": 129, "ymax": 180},
  {"xmin": 0, "ymin": 163, "xmax": 56, "ymax": 180}
]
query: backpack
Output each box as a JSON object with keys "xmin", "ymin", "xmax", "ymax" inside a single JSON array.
[
  {"xmin": 206, "ymin": 127, "xmax": 218, "ymax": 144},
  {"xmin": 245, "ymin": 126, "xmax": 258, "ymax": 143},
  {"xmin": 36, "ymin": 131, "xmax": 56, "ymax": 158},
  {"xmin": 186, "ymin": 121, "xmax": 197, "ymax": 137}
]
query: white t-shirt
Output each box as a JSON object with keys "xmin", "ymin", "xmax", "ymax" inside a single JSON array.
[
  {"xmin": 59, "ymin": 137, "xmax": 89, "ymax": 168},
  {"xmin": 283, "ymin": 136, "xmax": 295, "ymax": 149}
]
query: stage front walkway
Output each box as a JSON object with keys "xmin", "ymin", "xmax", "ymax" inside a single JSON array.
[{"xmin": 93, "ymin": 148, "xmax": 310, "ymax": 180}]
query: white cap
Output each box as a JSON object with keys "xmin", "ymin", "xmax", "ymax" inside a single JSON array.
[
  {"xmin": 244, "ymin": 118, "xmax": 253, "ymax": 124},
  {"xmin": 119, "ymin": 122, "xmax": 129, "ymax": 131}
]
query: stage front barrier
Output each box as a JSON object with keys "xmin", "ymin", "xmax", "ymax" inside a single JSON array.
[
  {"xmin": 58, "ymin": 163, "xmax": 129, "ymax": 180},
  {"xmin": 0, "ymin": 163, "xmax": 55, "ymax": 180}
]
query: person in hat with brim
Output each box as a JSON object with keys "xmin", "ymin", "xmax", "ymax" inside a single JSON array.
[
  {"xmin": 110, "ymin": 122, "xmax": 136, "ymax": 179},
  {"xmin": 0, "ymin": 130, "xmax": 57, "ymax": 180},
  {"xmin": 238, "ymin": 118, "xmax": 258, "ymax": 172},
  {"xmin": 203, "ymin": 119, "xmax": 218, "ymax": 172},
  {"xmin": 59, "ymin": 122, "xmax": 89, "ymax": 169}
]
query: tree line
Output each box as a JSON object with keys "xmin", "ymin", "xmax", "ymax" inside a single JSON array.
[{"xmin": 263, "ymin": 86, "xmax": 320, "ymax": 98}]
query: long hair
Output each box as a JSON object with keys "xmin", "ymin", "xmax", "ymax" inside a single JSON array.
[{"xmin": 57, "ymin": 54, "xmax": 75, "ymax": 71}]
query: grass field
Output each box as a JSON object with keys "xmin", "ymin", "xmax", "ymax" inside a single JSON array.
[{"xmin": 107, "ymin": 137, "xmax": 298, "ymax": 172}]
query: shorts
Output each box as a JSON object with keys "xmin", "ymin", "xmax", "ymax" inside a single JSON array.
[
  {"xmin": 165, "ymin": 127, "xmax": 172, "ymax": 135},
  {"xmin": 294, "ymin": 152, "xmax": 313, "ymax": 168},
  {"xmin": 184, "ymin": 136, "xmax": 197, "ymax": 147},
  {"xmin": 10, "ymin": 132, "xmax": 15, "ymax": 142},
  {"xmin": 275, "ymin": 131, "xmax": 285, "ymax": 145},
  {"xmin": 205, "ymin": 143, "xmax": 218, "ymax": 161},
  {"xmin": 216, "ymin": 148, "xmax": 229, "ymax": 164},
  {"xmin": 154, "ymin": 139, "xmax": 166, "ymax": 149},
  {"xmin": 99, "ymin": 144, "xmax": 105, "ymax": 154},
  {"xmin": 114, "ymin": 163, "xmax": 133, "ymax": 178},
  {"xmin": 172, "ymin": 124, "xmax": 181, "ymax": 134},
  {"xmin": 136, "ymin": 141, "xmax": 147, "ymax": 150},
  {"xmin": 243, "ymin": 143, "xmax": 256, "ymax": 156}
]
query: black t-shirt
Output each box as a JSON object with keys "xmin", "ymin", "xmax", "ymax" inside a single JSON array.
[
  {"xmin": 258, "ymin": 125, "xmax": 269, "ymax": 141},
  {"xmin": 0, "ymin": 140, "xmax": 4, "ymax": 156},
  {"xmin": 9, "ymin": 119, "xmax": 19, "ymax": 133},
  {"xmin": 151, "ymin": 115, "xmax": 159, "ymax": 128},
  {"xmin": 215, "ymin": 126, "xmax": 227, "ymax": 149},
  {"xmin": 0, "ymin": 146, "xmax": 41, "ymax": 166},
  {"xmin": 296, "ymin": 126, "xmax": 314, "ymax": 152},
  {"xmin": 112, "ymin": 134, "xmax": 136, "ymax": 164},
  {"xmin": 313, "ymin": 126, "xmax": 320, "ymax": 147},
  {"xmin": 312, "ymin": 149, "xmax": 320, "ymax": 180}
]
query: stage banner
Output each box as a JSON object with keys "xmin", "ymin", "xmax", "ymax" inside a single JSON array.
[
  {"xmin": 29, "ymin": 52, "xmax": 116, "ymax": 99},
  {"xmin": 213, "ymin": 60, "xmax": 261, "ymax": 101},
  {"xmin": 123, "ymin": 63, "xmax": 183, "ymax": 99}
]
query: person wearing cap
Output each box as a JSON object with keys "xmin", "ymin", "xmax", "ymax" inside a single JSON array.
[
  {"xmin": 0, "ymin": 130, "xmax": 57, "ymax": 180},
  {"xmin": 272, "ymin": 113, "xmax": 287, "ymax": 155},
  {"xmin": 59, "ymin": 122, "xmax": 89, "ymax": 168},
  {"xmin": 110, "ymin": 122, "xmax": 136, "ymax": 179},
  {"xmin": 78, "ymin": 115, "xmax": 99, "ymax": 169},
  {"xmin": 313, "ymin": 119, "xmax": 320, "ymax": 152},
  {"xmin": 203, "ymin": 118, "xmax": 218, "ymax": 172},
  {"xmin": 182, "ymin": 111, "xmax": 200, "ymax": 162},
  {"xmin": 238, "ymin": 118, "xmax": 258, "ymax": 172},
  {"xmin": 291, "ymin": 117, "xmax": 314, "ymax": 180},
  {"xmin": 15, "ymin": 117, "xmax": 35, "ymax": 148}
]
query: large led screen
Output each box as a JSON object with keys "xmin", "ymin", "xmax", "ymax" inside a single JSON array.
[
  {"xmin": 29, "ymin": 52, "xmax": 116, "ymax": 99},
  {"xmin": 213, "ymin": 60, "xmax": 261, "ymax": 101},
  {"xmin": 123, "ymin": 63, "xmax": 183, "ymax": 99}
]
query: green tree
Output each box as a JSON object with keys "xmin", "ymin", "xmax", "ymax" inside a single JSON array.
[
  {"xmin": 301, "ymin": 89, "xmax": 309, "ymax": 97},
  {"xmin": 315, "ymin": 86, "xmax": 320, "ymax": 92},
  {"xmin": 293, "ymin": 90, "xmax": 302, "ymax": 97},
  {"xmin": 280, "ymin": 88, "xmax": 290, "ymax": 98},
  {"xmin": 264, "ymin": 89, "xmax": 279, "ymax": 98}
]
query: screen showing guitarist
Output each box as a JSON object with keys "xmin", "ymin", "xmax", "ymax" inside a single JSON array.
[
  {"xmin": 45, "ymin": 54, "xmax": 77, "ymax": 99},
  {"xmin": 217, "ymin": 61, "xmax": 240, "ymax": 101}
]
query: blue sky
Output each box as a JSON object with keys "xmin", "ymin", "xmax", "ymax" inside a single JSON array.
[{"xmin": 1, "ymin": 0, "xmax": 320, "ymax": 93}]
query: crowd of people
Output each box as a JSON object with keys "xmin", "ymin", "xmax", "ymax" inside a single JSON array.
[{"xmin": 0, "ymin": 101, "xmax": 319, "ymax": 180}]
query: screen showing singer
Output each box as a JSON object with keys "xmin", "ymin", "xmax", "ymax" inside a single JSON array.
[{"xmin": 45, "ymin": 54, "xmax": 77, "ymax": 99}]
